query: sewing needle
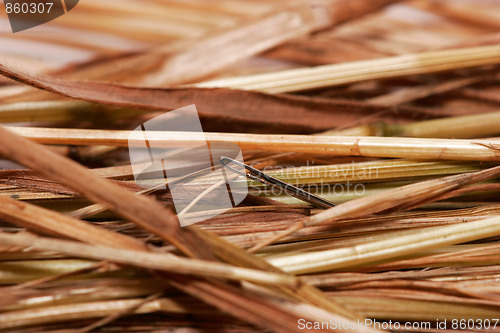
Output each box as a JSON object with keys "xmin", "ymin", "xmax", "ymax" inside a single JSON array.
[{"xmin": 219, "ymin": 156, "xmax": 335, "ymax": 209}]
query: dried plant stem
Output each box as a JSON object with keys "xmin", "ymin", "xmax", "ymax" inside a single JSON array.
[
  {"xmin": 327, "ymin": 110, "xmax": 500, "ymax": 139},
  {"xmin": 332, "ymin": 296, "xmax": 500, "ymax": 321},
  {"xmin": 6, "ymin": 159, "xmax": 482, "ymax": 194},
  {"xmin": 68, "ymin": 185, "xmax": 164, "ymax": 220},
  {"xmin": 366, "ymin": 73, "xmax": 496, "ymax": 106},
  {"xmin": 389, "ymin": 111, "xmax": 500, "ymax": 139},
  {"xmin": 197, "ymin": 44, "xmax": 500, "ymax": 93},
  {"xmin": 0, "ymin": 195, "xmax": 146, "ymax": 250},
  {"xmin": 205, "ymin": 160, "xmax": 483, "ymax": 187},
  {"xmin": 0, "ymin": 297, "xmax": 215, "ymax": 330},
  {"xmin": 8, "ymin": 127, "xmax": 500, "ymax": 161},
  {"xmin": 0, "ymin": 101, "xmax": 143, "ymax": 123},
  {"xmin": 190, "ymin": 226, "xmax": 360, "ymax": 321},
  {"xmin": 76, "ymin": 292, "xmax": 164, "ymax": 333},
  {"xmin": 0, "ymin": 231, "xmax": 298, "ymax": 287},
  {"xmin": 0, "ymin": 260, "xmax": 101, "ymax": 284},
  {"xmin": 178, "ymin": 179, "xmax": 227, "ymax": 216},
  {"xmin": 368, "ymin": 243, "xmax": 500, "ymax": 271},
  {"xmin": 300, "ymin": 265, "xmax": 500, "ymax": 287},
  {"xmin": 12, "ymin": 261, "xmax": 108, "ymax": 290},
  {"xmin": 267, "ymin": 215, "xmax": 500, "ymax": 274},
  {"xmin": 1, "ymin": 278, "xmax": 168, "ymax": 311},
  {"xmin": 263, "ymin": 182, "xmax": 500, "ymax": 207}
]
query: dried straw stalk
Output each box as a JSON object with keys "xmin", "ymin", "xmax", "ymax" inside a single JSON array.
[
  {"xmin": 0, "ymin": 231, "xmax": 298, "ymax": 287},
  {"xmin": 267, "ymin": 215, "xmax": 500, "ymax": 274},
  {"xmin": 9, "ymin": 127, "xmax": 500, "ymax": 161},
  {"xmin": 197, "ymin": 44, "xmax": 500, "ymax": 92}
]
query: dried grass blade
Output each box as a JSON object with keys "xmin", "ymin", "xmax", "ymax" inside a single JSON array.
[{"xmin": 0, "ymin": 64, "xmax": 459, "ymax": 132}]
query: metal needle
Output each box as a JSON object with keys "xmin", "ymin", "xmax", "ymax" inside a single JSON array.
[{"xmin": 219, "ymin": 156, "xmax": 335, "ymax": 209}]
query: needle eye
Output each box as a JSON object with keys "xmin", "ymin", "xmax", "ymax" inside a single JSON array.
[{"xmin": 219, "ymin": 156, "xmax": 335, "ymax": 209}]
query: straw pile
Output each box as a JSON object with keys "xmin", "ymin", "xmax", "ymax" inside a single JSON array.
[{"xmin": 1, "ymin": 0, "xmax": 500, "ymax": 332}]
